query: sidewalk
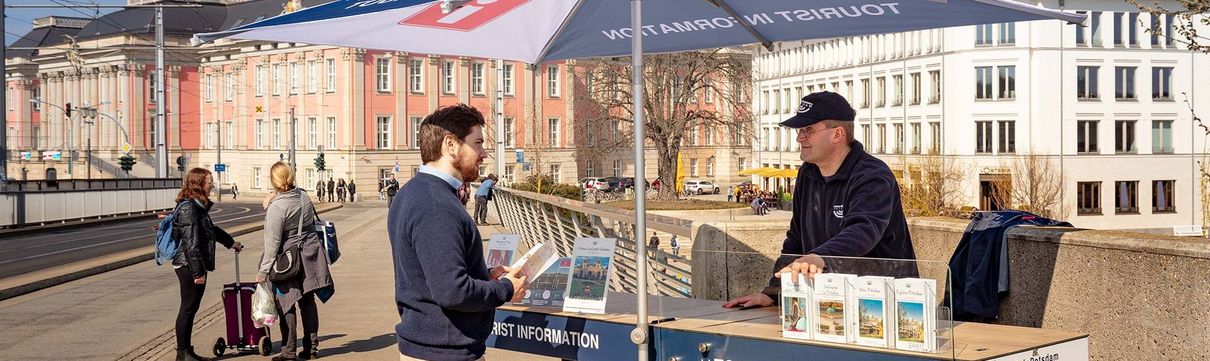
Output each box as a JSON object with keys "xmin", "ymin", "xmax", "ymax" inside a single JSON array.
[{"xmin": 172, "ymin": 199, "xmax": 553, "ymax": 360}]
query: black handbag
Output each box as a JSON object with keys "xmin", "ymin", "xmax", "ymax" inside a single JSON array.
[{"xmin": 269, "ymin": 203, "xmax": 308, "ymax": 282}]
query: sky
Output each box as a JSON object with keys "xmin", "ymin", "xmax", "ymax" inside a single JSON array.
[{"xmin": 5, "ymin": 0, "xmax": 128, "ymax": 47}]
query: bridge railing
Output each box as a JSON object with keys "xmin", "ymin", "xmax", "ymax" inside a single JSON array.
[{"xmin": 0, "ymin": 178, "xmax": 182, "ymax": 228}]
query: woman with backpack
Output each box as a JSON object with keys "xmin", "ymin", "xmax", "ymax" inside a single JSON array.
[
  {"xmin": 172, "ymin": 168, "xmax": 243, "ymax": 361},
  {"xmin": 257, "ymin": 162, "xmax": 334, "ymax": 360}
]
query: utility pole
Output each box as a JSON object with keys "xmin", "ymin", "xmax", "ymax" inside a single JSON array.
[
  {"xmin": 289, "ymin": 107, "xmax": 296, "ymax": 170},
  {"xmin": 1, "ymin": 3, "xmax": 7, "ymax": 182},
  {"xmin": 154, "ymin": 6, "xmax": 168, "ymax": 178},
  {"xmin": 217, "ymin": 121, "xmax": 223, "ymax": 202},
  {"xmin": 495, "ymin": 59, "xmax": 504, "ymax": 178}
]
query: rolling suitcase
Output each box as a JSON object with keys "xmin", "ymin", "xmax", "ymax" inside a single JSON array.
[{"xmin": 212, "ymin": 250, "xmax": 272, "ymax": 356}]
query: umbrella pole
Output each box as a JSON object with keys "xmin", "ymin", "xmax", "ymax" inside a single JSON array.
[{"xmin": 629, "ymin": 1, "xmax": 650, "ymax": 360}]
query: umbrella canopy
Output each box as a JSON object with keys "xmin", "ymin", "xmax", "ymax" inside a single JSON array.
[{"xmin": 195, "ymin": 0, "xmax": 1084, "ymax": 65}]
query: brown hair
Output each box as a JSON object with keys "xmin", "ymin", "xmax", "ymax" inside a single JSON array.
[
  {"xmin": 419, "ymin": 104, "xmax": 486, "ymax": 163},
  {"xmin": 269, "ymin": 161, "xmax": 295, "ymax": 192},
  {"xmin": 176, "ymin": 167, "xmax": 213, "ymax": 203}
]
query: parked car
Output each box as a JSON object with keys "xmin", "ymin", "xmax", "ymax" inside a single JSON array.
[
  {"xmin": 578, "ymin": 177, "xmax": 611, "ymax": 192},
  {"xmin": 683, "ymin": 180, "xmax": 720, "ymax": 195},
  {"xmin": 604, "ymin": 177, "xmax": 626, "ymax": 190}
]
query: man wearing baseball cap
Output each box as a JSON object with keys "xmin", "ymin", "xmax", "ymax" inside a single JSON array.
[{"xmin": 723, "ymin": 91, "xmax": 916, "ymax": 309}]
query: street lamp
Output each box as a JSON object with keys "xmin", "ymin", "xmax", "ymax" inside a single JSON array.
[{"xmin": 30, "ymin": 98, "xmax": 75, "ymax": 177}]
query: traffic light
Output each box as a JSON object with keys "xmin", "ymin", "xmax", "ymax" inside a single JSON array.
[
  {"xmin": 176, "ymin": 155, "xmax": 186, "ymax": 172},
  {"xmin": 64, "ymin": 103, "xmax": 72, "ymax": 118},
  {"xmin": 314, "ymin": 152, "xmax": 326, "ymax": 172},
  {"xmin": 118, "ymin": 155, "xmax": 136, "ymax": 173}
]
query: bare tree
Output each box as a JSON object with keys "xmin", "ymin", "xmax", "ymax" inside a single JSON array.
[
  {"xmin": 992, "ymin": 154, "xmax": 1070, "ymax": 220},
  {"xmin": 899, "ymin": 151, "xmax": 969, "ymax": 217},
  {"xmin": 571, "ymin": 49, "xmax": 755, "ymax": 200},
  {"xmin": 1128, "ymin": 0, "xmax": 1209, "ymax": 52}
]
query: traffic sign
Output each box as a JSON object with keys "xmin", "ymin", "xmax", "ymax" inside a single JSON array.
[
  {"xmin": 215, "ymin": 163, "xmax": 227, "ymax": 172},
  {"xmin": 120, "ymin": 143, "xmax": 132, "ymax": 155}
]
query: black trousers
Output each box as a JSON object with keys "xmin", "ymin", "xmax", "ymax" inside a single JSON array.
[
  {"xmin": 277, "ymin": 292, "xmax": 319, "ymax": 357},
  {"xmin": 174, "ymin": 267, "xmax": 206, "ymax": 350}
]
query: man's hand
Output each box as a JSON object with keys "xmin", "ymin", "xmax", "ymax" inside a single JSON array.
[
  {"xmin": 193, "ymin": 275, "xmax": 207, "ymax": 285},
  {"xmin": 231, "ymin": 242, "xmax": 244, "ymax": 252},
  {"xmin": 722, "ymin": 293, "xmax": 773, "ymax": 309},
  {"xmin": 774, "ymin": 254, "xmax": 826, "ymax": 283},
  {"xmin": 490, "ymin": 266, "xmax": 511, "ymax": 281},
  {"xmin": 502, "ymin": 272, "xmax": 528, "ymax": 303}
]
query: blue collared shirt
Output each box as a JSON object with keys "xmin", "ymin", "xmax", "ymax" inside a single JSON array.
[
  {"xmin": 474, "ymin": 179, "xmax": 494, "ymax": 197},
  {"xmin": 418, "ymin": 165, "xmax": 462, "ymax": 191}
]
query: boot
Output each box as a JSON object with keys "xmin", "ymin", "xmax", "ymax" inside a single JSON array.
[
  {"xmin": 300, "ymin": 334, "xmax": 319, "ymax": 359},
  {"xmin": 175, "ymin": 347, "xmax": 209, "ymax": 361}
]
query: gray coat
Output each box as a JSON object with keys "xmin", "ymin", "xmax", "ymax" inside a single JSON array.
[{"xmin": 259, "ymin": 188, "xmax": 333, "ymax": 309}]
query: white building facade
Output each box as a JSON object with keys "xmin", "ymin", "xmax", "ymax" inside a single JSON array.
[{"xmin": 754, "ymin": 0, "xmax": 1210, "ymax": 232}]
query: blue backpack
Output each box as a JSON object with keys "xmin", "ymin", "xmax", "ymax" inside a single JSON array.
[{"xmin": 155, "ymin": 201, "xmax": 191, "ymax": 265}]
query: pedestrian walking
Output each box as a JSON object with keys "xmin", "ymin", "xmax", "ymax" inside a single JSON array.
[
  {"xmin": 258, "ymin": 162, "xmax": 333, "ymax": 361},
  {"xmin": 326, "ymin": 179, "xmax": 335, "ymax": 203},
  {"xmin": 670, "ymin": 234, "xmax": 680, "ymax": 257},
  {"xmin": 382, "ymin": 174, "xmax": 400, "ymax": 208},
  {"xmin": 170, "ymin": 168, "xmax": 244, "ymax": 361},
  {"xmin": 315, "ymin": 180, "xmax": 325, "ymax": 203}
]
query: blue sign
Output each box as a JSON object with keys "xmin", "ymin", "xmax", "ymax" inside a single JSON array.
[
  {"xmin": 214, "ymin": 163, "xmax": 227, "ymax": 172},
  {"xmin": 487, "ymin": 309, "xmax": 640, "ymax": 361},
  {"xmin": 516, "ymin": 150, "xmax": 525, "ymax": 164}
]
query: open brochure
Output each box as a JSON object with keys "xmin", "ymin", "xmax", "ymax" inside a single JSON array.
[
  {"xmin": 519, "ymin": 257, "xmax": 572, "ymax": 307},
  {"xmin": 508, "ymin": 242, "xmax": 558, "ymax": 286},
  {"xmin": 562, "ymin": 237, "xmax": 617, "ymax": 314}
]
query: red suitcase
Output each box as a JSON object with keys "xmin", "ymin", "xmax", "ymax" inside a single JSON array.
[{"xmin": 212, "ymin": 251, "xmax": 272, "ymax": 356}]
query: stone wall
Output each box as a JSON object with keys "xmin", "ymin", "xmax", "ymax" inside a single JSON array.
[{"xmin": 691, "ymin": 216, "xmax": 1210, "ymax": 360}]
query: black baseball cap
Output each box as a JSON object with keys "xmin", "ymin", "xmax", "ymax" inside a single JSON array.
[{"xmin": 779, "ymin": 91, "xmax": 856, "ymax": 129}]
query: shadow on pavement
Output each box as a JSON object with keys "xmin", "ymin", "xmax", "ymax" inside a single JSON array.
[{"xmin": 316, "ymin": 333, "xmax": 397, "ymax": 358}]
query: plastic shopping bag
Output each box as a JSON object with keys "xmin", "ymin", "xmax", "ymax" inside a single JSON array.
[{"xmin": 252, "ymin": 283, "xmax": 278, "ymax": 328}]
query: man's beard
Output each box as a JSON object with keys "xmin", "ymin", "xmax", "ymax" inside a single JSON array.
[{"xmin": 452, "ymin": 148, "xmax": 479, "ymax": 183}]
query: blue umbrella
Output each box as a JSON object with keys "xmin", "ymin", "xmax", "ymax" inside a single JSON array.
[{"xmin": 195, "ymin": 1, "xmax": 1084, "ymax": 359}]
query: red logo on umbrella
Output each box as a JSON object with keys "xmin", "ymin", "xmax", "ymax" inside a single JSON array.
[{"xmin": 399, "ymin": 0, "xmax": 530, "ymax": 32}]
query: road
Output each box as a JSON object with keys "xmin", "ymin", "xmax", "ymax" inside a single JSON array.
[{"xmin": 0, "ymin": 201, "xmax": 267, "ymax": 280}]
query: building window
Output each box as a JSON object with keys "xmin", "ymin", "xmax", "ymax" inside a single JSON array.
[
  {"xmin": 255, "ymin": 65, "xmax": 265, "ymax": 96},
  {"xmin": 689, "ymin": 126, "xmax": 699, "ymax": 146},
  {"xmin": 273, "ymin": 64, "xmax": 283, "ymax": 95},
  {"xmin": 876, "ymin": 77, "xmax": 886, "ymax": 107},
  {"xmin": 272, "ymin": 119, "xmax": 282, "ymax": 149},
  {"xmin": 707, "ymin": 157, "xmax": 715, "ymax": 177},
  {"xmin": 894, "ymin": 124, "xmax": 905, "ymax": 154},
  {"xmin": 1077, "ymin": 66, "xmax": 1099, "ymax": 100},
  {"xmin": 1128, "ymin": 13, "xmax": 1139, "ymax": 46},
  {"xmin": 308, "ymin": 117, "xmax": 318, "ymax": 150},
  {"xmin": 205, "ymin": 123, "xmax": 216, "ymax": 149},
  {"xmin": 442, "ymin": 61, "xmax": 455, "ymax": 94},
  {"xmin": 1077, "ymin": 120, "xmax": 1099, "ymax": 153},
  {"xmin": 612, "ymin": 160, "xmax": 622, "ymax": 177},
  {"xmin": 204, "ymin": 74, "xmax": 213, "ymax": 102},
  {"xmin": 503, "ymin": 63, "xmax": 514, "ymax": 95},
  {"xmin": 306, "ymin": 169, "xmax": 315, "ymax": 191},
  {"xmin": 308, "ymin": 60, "xmax": 319, "ymax": 93},
  {"xmin": 1153, "ymin": 120, "xmax": 1173, "ymax": 154},
  {"xmin": 290, "ymin": 62, "xmax": 300, "ymax": 94},
  {"xmin": 929, "ymin": 70, "xmax": 941, "ymax": 104},
  {"xmin": 997, "ymin": 66, "xmax": 1016, "ymax": 99},
  {"xmin": 736, "ymin": 157, "xmax": 746, "ymax": 173},
  {"xmin": 586, "ymin": 161, "xmax": 595, "ymax": 177},
  {"xmin": 930, "ymin": 122, "xmax": 942, "ymax": 154},
  {"xmin": 326, "ymin": 117, "xmax": 336, "ymax": 149},
  {"xmin": 892, "ymin": 75, "xmax": 903, "ymax": 106},
  {"xmin": 1115, "ymin": 120, "xmax": 1136, "ymax": 154},
  {"xmin": 1090, "ymin": 12, "xmax": 1102, "ymax": 45},
  {"xmin": 225, "ymin": 122, "xmax": 233, "ymax": 150},
  {"xmin": 999, "ymin": 22, "xmax": 1016, "ymax": 44},
  {"xmin": 690, "ymin": 159, "xmax": 699, "ymax": 177},
  {"xmin": 255, "ymin": 120, "xmax": 265, "ymax": 149},
  {"xmin": 1165, "ymin": 14, "xmax": 1175, "ymax": 46},
  {"xmin": 548, "ymin": 66, "xmax": 560, "ymax": 98},
  {"xmin": 1152, "ymin": 67, "xmax": 1173, "ymax": 100},
  {"xmin": 861, "ymin": 124, "xmax": 871, "ymax": 147},
  {"xmin": 1075, "ymin": 11, "xmax": 1087, "ymax": 45},
  {"xmin": 860, "ymin": 79, "xmax": 870, "ymax": 108},
  {"xmin": 1113, "ymin": 12, "xmax": 1124, "ymax": 46},
  {"xmin": 411, "ymin": 116, "xmax": 422, "ymax": 149},
  {"xmin": 376, "ymin": 116, "xmax": 391, "ymax": 149},
  {"xmin": 975, "ymin": 67, "xmax": 993, "ymax": 100},
  {"xmin": 975, "ymin": 121, "xmax": 993, "ymax": 154},
  {"xmin": 876, "ymin": 124, "xmax": 886, "ymax": 154},
  {"xmin": 471, "ymin": 63, "xmax": 484, "ymax": 95},
  {"xmin": 550, "ymin": 164, "xmax": 562, "ymax": 182},
  {"xmin": 548, "ymin": 118, "xmax": 560, "ymax": 147},
  {"xmin": 1153, "ymin": 180, "xmax": 1175, "ymax": 213},
  {"xmin": 910, "ymin": 123, "xmax": 922, "ymax": 154},
  {"xmin": 504, "ymin": 118, "xmax": 514, "ymax": 148},
  {"xmin": 1077, "ymin": 181, "xmax": 1101, "ymax": 215},
  {"xmin": 326, "ymin": 59, "xmax": 336, "ymax": 92},
  {"xmin": 376, "ymin": 57, "xmax": 391, "ymax": 92},
  {"xmin": 1115, "ymin": 181, "xmax": 1138, "ymax": 214},
  {"xmin": 998, "ymin": 121, "xmax": 1015, "ymax": 154},
  {"xmin": 225, "ymin": 73, "xmax": 234, "ymax": 101},
  {"xmin": 910, "ymin": 73, "xmax": 921, "ymax": 105},
  {"xmin": 975, "ymin": 24, "xmax": 993, "ymax": 46},
  {"xmin": 253, "ymin": 167, "xmax": 262, "ymax": 189},
  {"xmin": 1115, "ymin": 66, "xmax": 1136, "ymax": 100},
  {"xmin": 409, "ymin": 59, "xmax": 423, "ymax": 93}
]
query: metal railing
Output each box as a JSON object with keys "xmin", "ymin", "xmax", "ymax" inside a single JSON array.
[
  {"xmin": 493, "ymin": 187, "xmax": 695, "ymax": 298},
  {"xmin": 0, "ymin": 178, "xmax": 182, "ymax": 228}
]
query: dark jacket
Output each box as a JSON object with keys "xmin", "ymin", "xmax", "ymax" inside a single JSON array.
[
  {"xmin": 388, "ymin": 173, "xmax": 514, "ymax": 361},
  {"xmin": 764, "ymin": 142, "xmax": 916, "ymax": 297},
  {"xmin": 327, "ymin": 180, "xmax": 335, "ymax": 192},
  {"xmin": 172, "ymin": 199, "xmax": 235, "ymax": 277},
  {"xmin": 385, "ymin": 178, "xmax": 400, "ymax": 196}
]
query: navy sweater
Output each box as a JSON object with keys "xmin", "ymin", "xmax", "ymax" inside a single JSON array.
[
  {"xmin": 764, "ymin": 142, "xmax": 917, "ymax": 295},
  {"xmin": 387, "ymin": 173, "xmax": 515, "ymax": 361}
]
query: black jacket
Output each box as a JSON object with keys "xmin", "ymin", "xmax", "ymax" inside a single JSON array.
[
  {"xmin": 765, "ymin": 142, "xmax": 916, "ymax": 296},
  {"xmin": 171, "ymin": 199, "xmax": 235, "ymax": 278}
]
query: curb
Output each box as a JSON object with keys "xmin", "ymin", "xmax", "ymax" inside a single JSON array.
[{"xmin": 0, "ymin": 204, "xmax": 344, "ymax": 302}]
